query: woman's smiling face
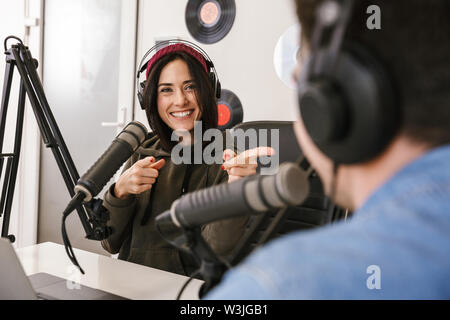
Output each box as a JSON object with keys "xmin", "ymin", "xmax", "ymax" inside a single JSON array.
[{"xmin": 157, "ymin": 59, "xmax": 202, "ymax": 133}]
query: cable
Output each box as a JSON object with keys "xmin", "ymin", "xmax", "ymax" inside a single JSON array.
[
  {"xmin": 61, "ymin": 192, "xmax": 85, "ymax": 275},
  {"xmin": 326, "ymin": 162, "xmax": 339, "ymax": 223},
  {"xmin": 155, "ymin": 220, "xmax": 192, "ymax": 255},
  {"xmin": 176, "ymin": 270, "xmax": 200, "ymax": 300},
  {"xmin": 156, "ymin": 217, "xmax": 231, "ymax": 266},
  {"xmin": 156, "ymin": 214, "xmax": 233, "ymax": 300},
  {"xmin": 155, "ymin": 224, "xmax": 207, "ymax": 300},
  {"xmin": 4, "ymin": 35, "xmax": 23, "ymax": 51}
]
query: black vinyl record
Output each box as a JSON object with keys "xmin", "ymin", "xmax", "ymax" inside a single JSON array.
[
  {"xmin": 217, "ymin": 89, "xmax": 243, "ymax": 130},
  {"xmin": 185, "ymin": 0, "xmax": 236, "ymax": 44}
]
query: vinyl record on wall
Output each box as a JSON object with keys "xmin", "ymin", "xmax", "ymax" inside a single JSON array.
[
  {"xmin": 217, "ymin": 89, "xmax": 243, "ymax": 130},
  {"xmin": 185, "ymin": 0, "xmax": 236, "ymax": 44},
  {"xmin": 273, "ymin": 24, "xmax": 301, "ymax": 90}
]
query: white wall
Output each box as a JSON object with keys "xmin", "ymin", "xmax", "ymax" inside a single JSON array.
[
  {"xmin": 134, "ymin": 0, "xmax": 299, "ymax": 126},
  {"xmin": 38, "ymin": 0, "xmax": 127, "ymax": 255}
]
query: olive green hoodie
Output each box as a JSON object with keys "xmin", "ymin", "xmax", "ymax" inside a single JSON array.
[{"xmin": 101, "ymin": 133, "xmax": 248, "ymax": 276}]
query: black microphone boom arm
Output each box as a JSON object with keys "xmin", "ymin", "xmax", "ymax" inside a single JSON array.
[{"xmin": 1, "ymin": 37, "xmax": 109, "ymax": 249}]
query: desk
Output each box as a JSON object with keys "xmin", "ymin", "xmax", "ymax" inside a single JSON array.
[{"xmin": 16, "ymin": 242, "xmax": 203, "ymax": 300}]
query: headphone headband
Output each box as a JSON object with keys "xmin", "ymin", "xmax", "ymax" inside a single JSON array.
[
  {"xmin": 306, "ymin": 0, "xmax": 354, "ymax": 80},
  {"xmin": 137, "ymin": 39, "xmax": 217, "ymax": 89},
  {"xmin": 144, "ymin": 43, "xmax": 209, "ymax": 78}
]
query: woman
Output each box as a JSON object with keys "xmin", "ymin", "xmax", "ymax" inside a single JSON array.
[{"xmin": 101, "ymin": 42, "xmax": 271, "ymax": 277}]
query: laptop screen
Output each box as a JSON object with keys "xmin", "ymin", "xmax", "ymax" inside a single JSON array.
[{"xmin": 0, "ymin": 238, "xmax": 38, "ymax": 300}]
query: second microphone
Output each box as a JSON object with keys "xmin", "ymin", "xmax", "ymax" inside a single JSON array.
[{"xmin": 155, "ymin": 162, "xmax": 311, "ymax": 229}]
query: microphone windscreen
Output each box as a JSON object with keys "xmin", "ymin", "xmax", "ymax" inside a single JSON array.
[{"xmin": 275, "ymin": 162, "xmax": 310, "ymax": 206}]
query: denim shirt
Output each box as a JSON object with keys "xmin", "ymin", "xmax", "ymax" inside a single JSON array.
[{"xmin": 206, "ymin": 145, "xmax": 450, "ymax": 299}]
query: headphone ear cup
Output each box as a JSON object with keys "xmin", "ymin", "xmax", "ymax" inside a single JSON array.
[
  {"xmin": 299, "ymin": 80, "xmax": 349, "ymax": 144},
  {"xmin": 138, "ymin": 81, "xmax": 146, "ymax": 110},
  {"xmin": 298, "ymin": 45, "xmax": 398, "ymax": 164}
]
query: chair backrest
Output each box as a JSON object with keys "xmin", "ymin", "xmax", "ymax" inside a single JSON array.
[
  {"xmin": 229, "ymin": 120, "xmax": 301, "ymax": 166},
  {"xmin": 227, "ymin": 121, "xmax": 347, "ymax": 265}
]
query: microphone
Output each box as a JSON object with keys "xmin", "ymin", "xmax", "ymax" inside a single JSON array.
[
  {"xmin": 155, "ymin": 162, "xmax": 311, "ymax": 229},
  {"xmin": 66, "ymin": 121, "xmax": 147, "ymax": 211}
]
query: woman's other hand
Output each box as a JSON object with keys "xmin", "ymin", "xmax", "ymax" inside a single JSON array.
[{"xmin": 222, "ymin": 147, "xmax": 275, "ymax": 183}]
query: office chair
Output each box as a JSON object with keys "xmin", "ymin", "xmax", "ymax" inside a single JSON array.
[{"xmin": 227, "ymin": 121, "xmax": 348, "ymax": 266}]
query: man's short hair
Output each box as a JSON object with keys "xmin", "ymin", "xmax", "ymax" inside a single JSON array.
[{"xmin": 294, "ymin": 0, "xmax": 450, "ymax": 147}]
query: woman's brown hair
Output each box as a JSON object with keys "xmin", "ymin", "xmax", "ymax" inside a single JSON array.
[{"xmin": 143, "ymin": 51, "xmax": 218, "ymax": 152}]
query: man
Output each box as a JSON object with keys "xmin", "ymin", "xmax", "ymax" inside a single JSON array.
[{"xmin": 206, "ymin": 0, "xmax": 450, "ymax": 299}]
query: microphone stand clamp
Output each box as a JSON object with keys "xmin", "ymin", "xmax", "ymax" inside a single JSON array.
[{"xmin": 83, "ymin": 198, "xmax": 112, "ymax": 240}]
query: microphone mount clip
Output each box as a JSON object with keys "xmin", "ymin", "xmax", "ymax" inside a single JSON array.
[{"xmin": 84, "ymin": 198, "xmax": 112, "ymax": 241}]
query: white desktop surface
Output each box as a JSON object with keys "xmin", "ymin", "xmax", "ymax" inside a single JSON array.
[{"xmin": 16, "ymin": 242, "xmax": 203, "ymax": 300}]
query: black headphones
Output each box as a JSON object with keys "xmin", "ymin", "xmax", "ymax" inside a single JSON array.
[
  {"xmin": 136, "ymin": 39, "xmax": 221, "ymax": 110},
  {"xmin": 297, "ymin": 0, "xmax": 399, "ymax": 164}
]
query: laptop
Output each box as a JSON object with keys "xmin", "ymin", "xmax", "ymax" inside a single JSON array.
[{"xmin": 0, "ymin": 238, "xmax": 127, "ymax": 300}]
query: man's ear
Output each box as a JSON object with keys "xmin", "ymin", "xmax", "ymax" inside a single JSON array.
[
  {"xmin": 298, "ymin": 35, "xmax": 310, "ymax": 63},
  {"xmin": 293, "ymin": 37, "xmax": 310, "ymax": 82}
]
